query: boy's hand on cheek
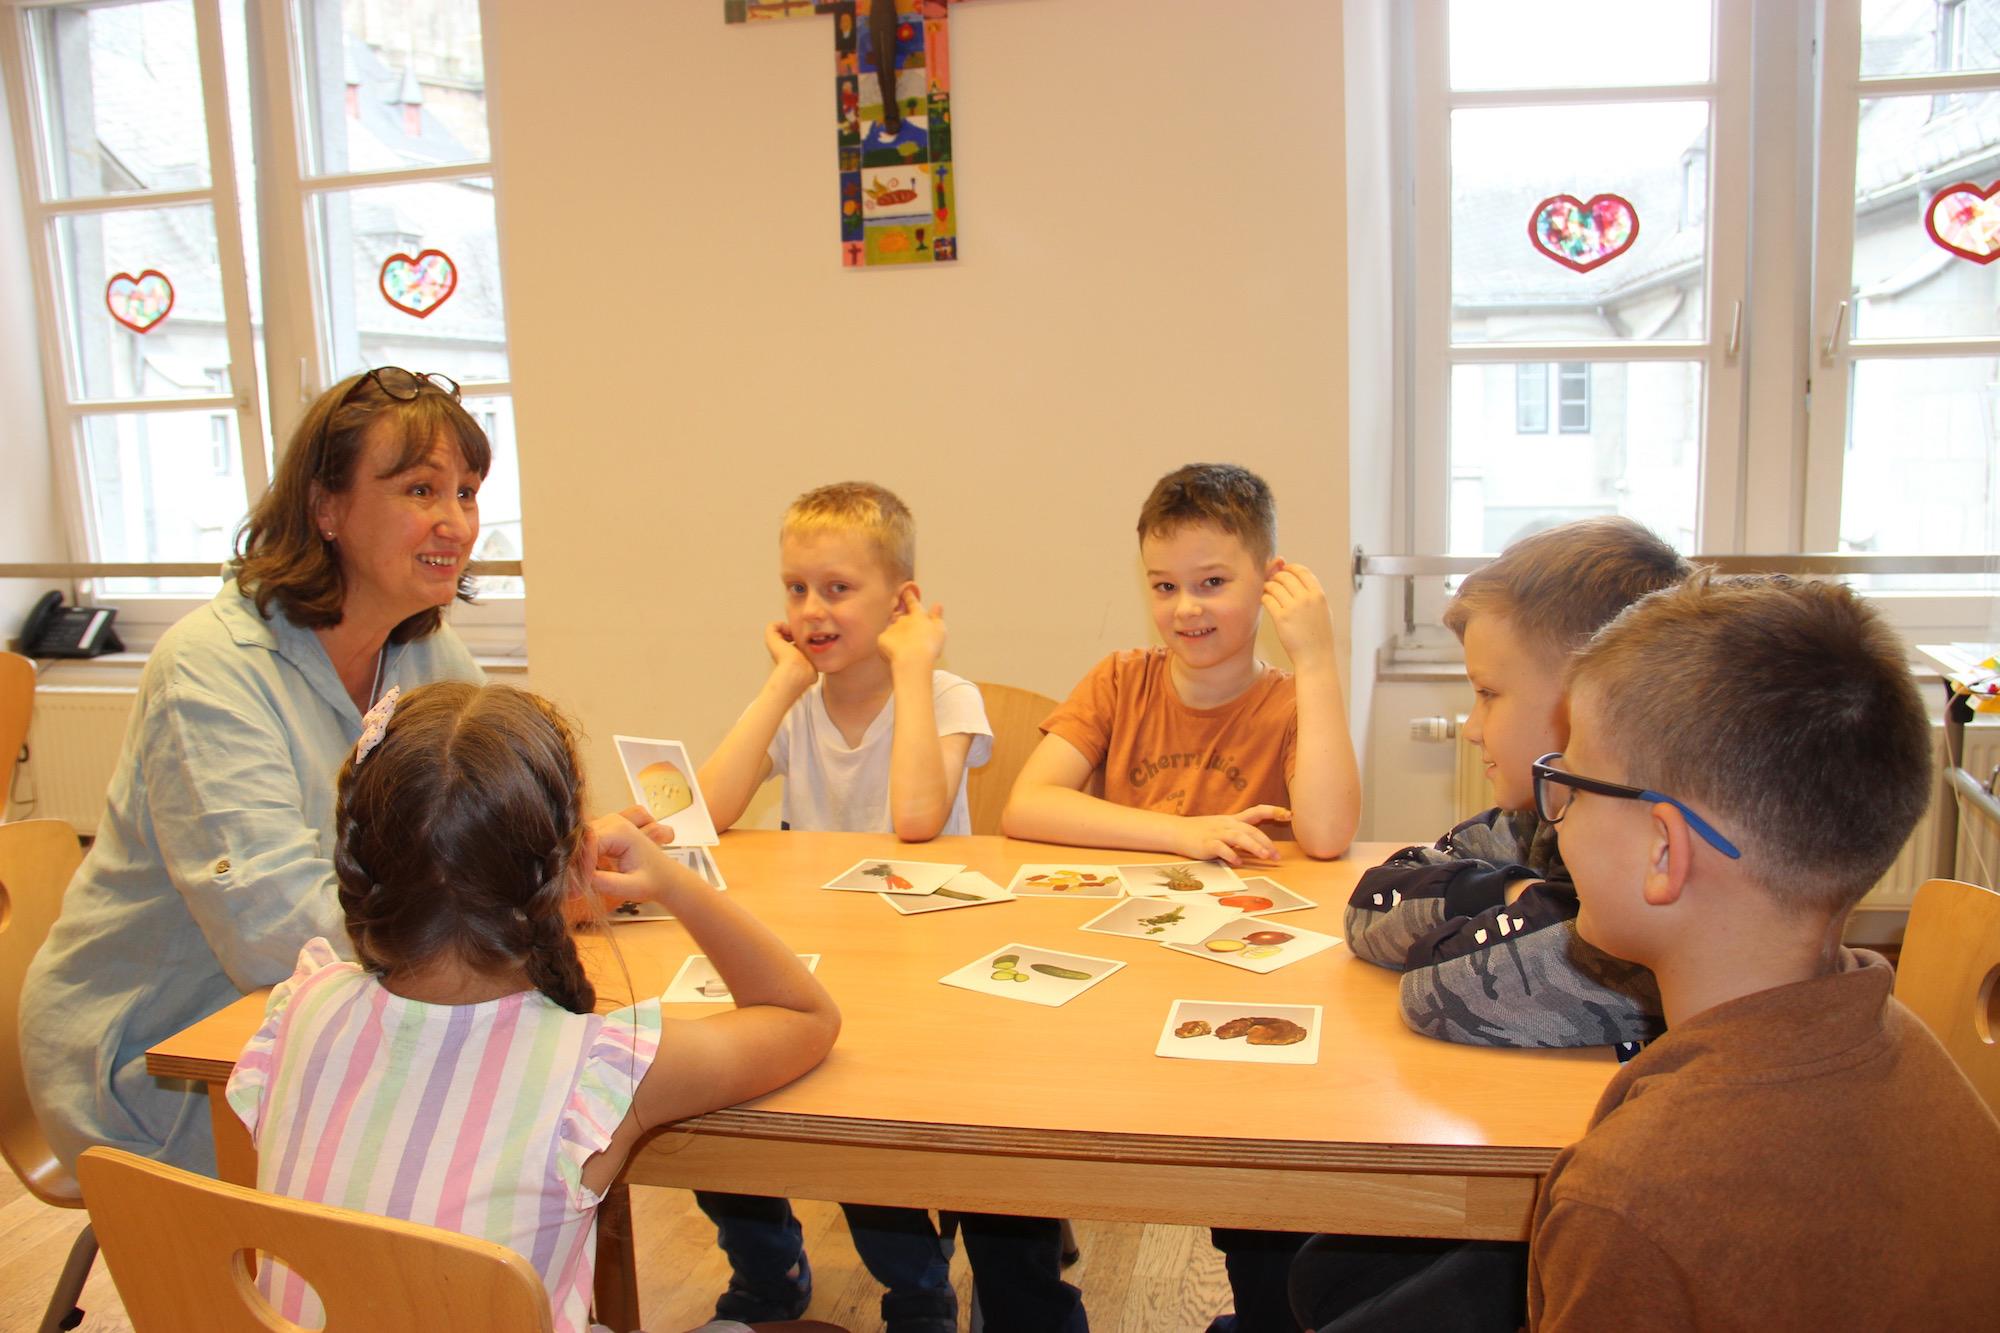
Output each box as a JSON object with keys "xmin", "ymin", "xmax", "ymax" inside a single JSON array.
[
  {"xmin": 765, "ymin": 620, "xmax": 819, "ymax": 695},
  {"xmin": 878, "ymin": 588, "xmax": 947, "ymax": 671},
  {"xmin": 1177, "ymin": 805, "xmax": 1291, "ymax": 865},
  {"xmin": 1263, "ymin": 562, "xmax": 1337, "ymax": 671}
]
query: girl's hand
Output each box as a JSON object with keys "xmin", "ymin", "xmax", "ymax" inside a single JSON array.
[
  {"xmin": 588, "ymin": 813, "xmax": 698, "ymax": 903},
  {"xmin": 613, "ymin": 803, "xmax": 676, "ymax": 849}
]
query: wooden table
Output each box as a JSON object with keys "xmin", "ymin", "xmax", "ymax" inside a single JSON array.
[{"xmin": 150, "ymin": 832, "xmax": 1618, "ymax": 1324}]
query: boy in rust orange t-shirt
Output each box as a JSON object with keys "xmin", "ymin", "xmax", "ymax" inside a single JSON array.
[
  {"xmin": 1001, "ymin": 462, "xmax": 1363, "ymax": 1333},
  {"xmin": 1004, "ymin": 463, "xmax": 1360, "ymax": 866}
]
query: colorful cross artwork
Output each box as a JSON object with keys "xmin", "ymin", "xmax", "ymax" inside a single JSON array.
[{"xmin": 727, "ymin": 0, "xmax": 969, "ymax": 268}]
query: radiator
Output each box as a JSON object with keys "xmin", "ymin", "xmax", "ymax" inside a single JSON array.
[
  {"xmin": 1447, "ymin": 718, "xmax": 2000, "ymax": 910},
  {"xmin": 17, "ymin": 687, "xmax": 136, "ymax": 836}
]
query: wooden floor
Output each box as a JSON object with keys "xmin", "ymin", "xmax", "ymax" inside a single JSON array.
[{"xmin": 1, "ymin": 1167, "xmax": 1237, "ymax": 1332}]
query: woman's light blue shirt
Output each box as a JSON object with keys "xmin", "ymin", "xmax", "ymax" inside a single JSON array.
[{"xmin": 20, "ymin": 583, "xmax": 483, "ymax": 1173}]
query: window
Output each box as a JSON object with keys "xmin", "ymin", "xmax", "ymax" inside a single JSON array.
[
  {"xmin": 1397, "ymin": 0, "xmax": 1997, "ymax": 637},
  {"xmin": 1556, "ymin": 362, "xmax": 1591, "ymax": 433},
  {"xmin": 2, "ymin": 0, "xmax": 523, "ymax": 641},
  {"xmin": 1514, "ymin": 363, "xmax": 1548, "ymax": 433}
]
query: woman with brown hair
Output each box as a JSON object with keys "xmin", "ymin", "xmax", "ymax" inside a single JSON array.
[{"xmin": 21, "ymin": 368, "xmax": 492, "ymax": 1174}]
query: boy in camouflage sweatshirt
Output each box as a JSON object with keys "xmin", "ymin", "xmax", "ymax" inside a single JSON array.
[{"xmin": 1345, "ymin": 518, "xmax": 1687, "ymax": 1051}]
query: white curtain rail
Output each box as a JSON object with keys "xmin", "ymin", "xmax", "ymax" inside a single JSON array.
[
  {"xmin": 1352, "ymin": 552, "xmax": 2000, "ymax": 580},
  {"xmin": 0, "ymin": 562, "xmax": 525, "ymax": 579}
]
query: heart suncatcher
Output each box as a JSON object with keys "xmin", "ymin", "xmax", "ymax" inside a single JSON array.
[
  {"xmin": 105, "ymin": 270, "xmax": 174, "ymax": 333},
  {"xmin": 1925, "ymin": 182, "xmax": 2000, "ymax": 264},
  {"xmin": 378, "ymin": 249, "xmax": 458, "ymax": 317},
  {"xmin": 1528, "ymin": 193, "xmax": 1639, "ymax": 274}
]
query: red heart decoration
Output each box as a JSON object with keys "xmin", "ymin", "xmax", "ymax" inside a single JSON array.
[
  {"xmin": 1527, "ymin": 193, "xmax": 1640, "ymax": 274},
  {"xmin": 377, "ymin": 249, "xmax": 459, "ymax": 318},
  {"xmin": 105, "ymin": 269, "xmax": 175, "ymax": 334},
  {"xmin": 1925, "ymin": 181, "xmax": 2000, "ymax": 264}
]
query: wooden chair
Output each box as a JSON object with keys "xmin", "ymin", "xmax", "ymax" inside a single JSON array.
[
  {"xmin": 1895, "ymin": 877, "xmax": 2000, "ymax": 1115},
  {"xmin": 0, "ymin": 819, "xmax": 90, "ymax": 1332},
  {"xmin": 77, "ymin": 1144, "xmax": 856, "ymax": 1333},
  {"xmin": 966, "ymin": 682, "xmax": 1059, "ymax": 836},
  {"xmin": 78, "ymin": 1145, "xmax": 556, "ymax": 1331},
  {"xmin": 0, "ymin": 651, "xmax": 33, "ymax": 820}
]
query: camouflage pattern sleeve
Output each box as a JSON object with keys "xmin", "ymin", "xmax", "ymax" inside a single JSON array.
[
  {"xmin": 1343, "ymin": 808, "xmax": 1548, "ymax": 971},
  {"xmin": 1396, "ymin": 879, "xmax": 1664, "ymax": 1049}
]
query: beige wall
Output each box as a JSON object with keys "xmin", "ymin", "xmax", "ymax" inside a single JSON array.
[{"xmin": 484, "ymin": 0, "xmax": 1352, "ymax": 812}]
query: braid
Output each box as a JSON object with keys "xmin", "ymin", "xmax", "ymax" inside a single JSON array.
[{"xmin": 522, "ymin": 909, "xmax": 594, "ymax": 1014}]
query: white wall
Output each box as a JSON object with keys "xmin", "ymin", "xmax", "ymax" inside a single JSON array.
[
  {"xmin": 483, "ymin": 0, "xmax": 1354, "ymax": 812},
  {"xmin": 0, "ymin": 53, "xmax": 65, "ymax": 645}
]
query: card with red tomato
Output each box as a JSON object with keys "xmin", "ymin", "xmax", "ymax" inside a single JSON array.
[
  {"xmin": 822, "ymin": 857, "xmax": 965, "ymax": 895},
  {"xmin": 1163, "ymin": 918, "xmax": 1342, "ymax": 974},
  {"xmin": 1219, "ymin": 876, "xmax": 1317, "ymax": 917}
]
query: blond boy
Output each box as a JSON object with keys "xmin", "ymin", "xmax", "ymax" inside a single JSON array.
[
  {"xmin": 1003, "ymin": 463, "xmax": 1360, "ymax": 863},
  {"xmin": 1532, "ymin": 574, "xmax": 2000, "ymax": 1326},
  {"xmin": 1345, "ymin": 517, "xmax": 1688, "ymax": 1049}
]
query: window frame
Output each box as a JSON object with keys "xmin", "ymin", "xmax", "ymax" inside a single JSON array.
[{"xmin": 1, "ymin": 0, "xmax": 525, "ymax": 653}]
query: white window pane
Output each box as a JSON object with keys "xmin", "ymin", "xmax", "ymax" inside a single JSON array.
[
  {"xmin": 80, "ymin": 410, "xmax": 242, "ymax": 595},
  {"xmin": 1861, "ymin": 0, "xmax": 2000, "ymax": 78},
  {"xmin": 309, "ymin": 178, "xmax": 507, "ymax": 380},
  {"xmin": 294, "ymin": 0, "xmax": 490, "ymax": 176},
  {"xmin": 54, "ymin": 206, "xmax": 232, "ymax": 399},
  {"xmin": 26, "ymin": 0, "xmax": 211, "ymax": 200},
  {"xmin": 1853, "ymin": 93, "xmax": 2000, "ymax": 338},
  {"xmin": 1453, "ymin": 103, "xmax": 1710, "ymax": 344},
  {"xmin": 1515, "ymin": 363, "xmax": 1548, "ymax": 433},
  {"xmin": 1843, "ymin": 359, "xmax": 2000, "ymax": 557},
  {"xmin": 463, "ymin": 394, "xmax": 522, "ymax": 599},
  {"xmin": 1449, "ymin": 0, "xmax": 1712, "ymax": 91},
  {"xmin": 1450, "ymin": 362, "xmax": 1700, "ymax": 554}
]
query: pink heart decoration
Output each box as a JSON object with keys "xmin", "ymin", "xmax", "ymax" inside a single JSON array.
[
  {"xmin": 1925, "ymin": 181, "xmax": 2000, "ymax": 264},
  {"xmin": 378, "ymin": 249, "xmax": 458, "ymax": 318},
  {"xmin": 105, "ymin": 270, "xmax": 174, "ymax": 334},
  {"xmin": 1527, "ymin": 193, "xmax": 1640, "ymax": 274}
]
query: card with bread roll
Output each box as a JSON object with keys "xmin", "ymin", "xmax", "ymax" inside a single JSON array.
[
  {"xmin": 613, "ymin": 736, "xmax": 719, "ymax": 847},
  {"xmin": 1155, "ymin": 999, "xmax": 1322, "ymax": 1064},
  {"xmin": 664, "ymin": 953, "xmax": 820, "ymax": 1003}
]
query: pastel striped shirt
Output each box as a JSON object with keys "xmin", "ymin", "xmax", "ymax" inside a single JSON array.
[{"xmin": 227, "ymin": 939, "xmax": 662, "ymax": 1333}]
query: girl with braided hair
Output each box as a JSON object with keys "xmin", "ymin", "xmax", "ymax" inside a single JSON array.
[{"xmin": 224, "ymin": 681, "xmax": 841, "ymax": 1333}]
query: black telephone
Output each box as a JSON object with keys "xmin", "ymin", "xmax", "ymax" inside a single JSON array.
[{"xmin": 20, "ymin": 590, "xmax": 123, "ymax": 659}]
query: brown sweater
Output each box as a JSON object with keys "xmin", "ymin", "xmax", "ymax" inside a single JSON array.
[{"xmin": 1529, "ymin": 950, "xmax": 2000, "ymax": 1331}]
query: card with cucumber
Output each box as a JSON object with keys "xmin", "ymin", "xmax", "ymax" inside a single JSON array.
[
  {"xmin": 939, "ymin": 942, "xmax": 1126, "ymax": 1006},
  {"xmin": 882, "ymin": 871, "xmax": 1014, "ymax": 915}
]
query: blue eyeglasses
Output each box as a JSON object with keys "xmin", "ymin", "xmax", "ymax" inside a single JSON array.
[{"xmin": 1531, "ymin": 751, "xmax": 1742, "ymax": 859}]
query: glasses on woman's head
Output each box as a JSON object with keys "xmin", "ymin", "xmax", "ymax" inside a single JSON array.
[
  {"xmin": 1531, "ymin": 751, "xmax": 1742, "ymax": 859},
  {"xmin": 348, "ymin": 367, "xmax": 461, "ymax": 403}
]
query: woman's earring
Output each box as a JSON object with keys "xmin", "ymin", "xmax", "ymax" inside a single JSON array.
[{"xmin": 322, "ymin": 531, "xmax": 336, "ymax": 541}]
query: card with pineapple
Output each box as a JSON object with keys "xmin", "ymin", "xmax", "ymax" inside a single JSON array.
[
  {"xmin": 1115, "ymin": 859, "xmax": 1247, "ymax": 900},
  {"xmin": 821, "ymin": 857, "xmax": 966, "ymax": 895}
]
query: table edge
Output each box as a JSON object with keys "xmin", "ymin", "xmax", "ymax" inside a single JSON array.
[{"xmin": 654, "ymin": 1107, "xmax": 1563, "ymax": 1177}]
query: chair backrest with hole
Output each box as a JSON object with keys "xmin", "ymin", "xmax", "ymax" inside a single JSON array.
[
  {"xmin": 77, "ymin": 1146, "xmax": 555, "ymax": 1332},
  {"xmin": 1894, "ymin": 877, "xmax": 2000, "ymax": 1116},
  {"xmin": 966, "ymin": 682, "xmax": 1059, "ymax": 836},
  {"xmin": 0, "ymin": 651, "xmax": 32, "ymax": 819},
  {"xmin": 0, "ymin": 819, "xmax": 84, "ymax": 1205}
]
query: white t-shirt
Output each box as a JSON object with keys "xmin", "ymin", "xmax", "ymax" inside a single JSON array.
[{"xmin": 767, "ymin": 669, "xmax": 994, "ymax": 834}]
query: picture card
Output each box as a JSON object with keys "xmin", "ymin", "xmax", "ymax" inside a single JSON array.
[
  {"xmin": 665, "ymin": 953, "xmax": 820, "ymax": 1004},
  {"xmin": 1080, "ymin": 895, "xmax": 1241, "ymax": 945},
  {"xmin": 670, "ymin": 845, "xmax": 728, "ymax": 892},
  {"xmin": 939, "ymin": 943, "xmax": 1126, "ymax": 1007},
  {"xmin": 613, "ymin": 736, "xmax": 719, "ymax": 847},
  {"xmin": 1006, "ymin": 864, "xmax": 1124, "ymax": 898},
  {"xmin": 1163, "ymin": 918, "xmax": 1343, "ymax": 974},
  {"xmin": 823, "ymin": 857, "xmax": 965, "ymax": 895},
  {"xmin": 882, "ymin": 870, "xmax": 1013, "ymax": 915},
  {"xmin": 1155, "ymin": 1000, "xmax": 1323, "ymax": 1065},
  {"xmin": 1116, "ymin": 860, "xmax": 1246, "ymax": 899},
  {"xmin": 1222, "ymin": 876, "xmax": 1316, "ymax": 917}
]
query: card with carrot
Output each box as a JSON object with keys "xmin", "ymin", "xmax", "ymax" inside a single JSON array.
[{"xmin": 822, "ymin": 857, "xmax": 966, "ymax": 895}]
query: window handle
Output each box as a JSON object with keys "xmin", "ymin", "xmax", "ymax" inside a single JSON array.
[
  {"xmin": 1726, "ymin": 300, "xmax": 1742, "ymax": 360},
  {"xmin": 1821, "ymin": 301, "xmax": 1847, "ymax": 362}
]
